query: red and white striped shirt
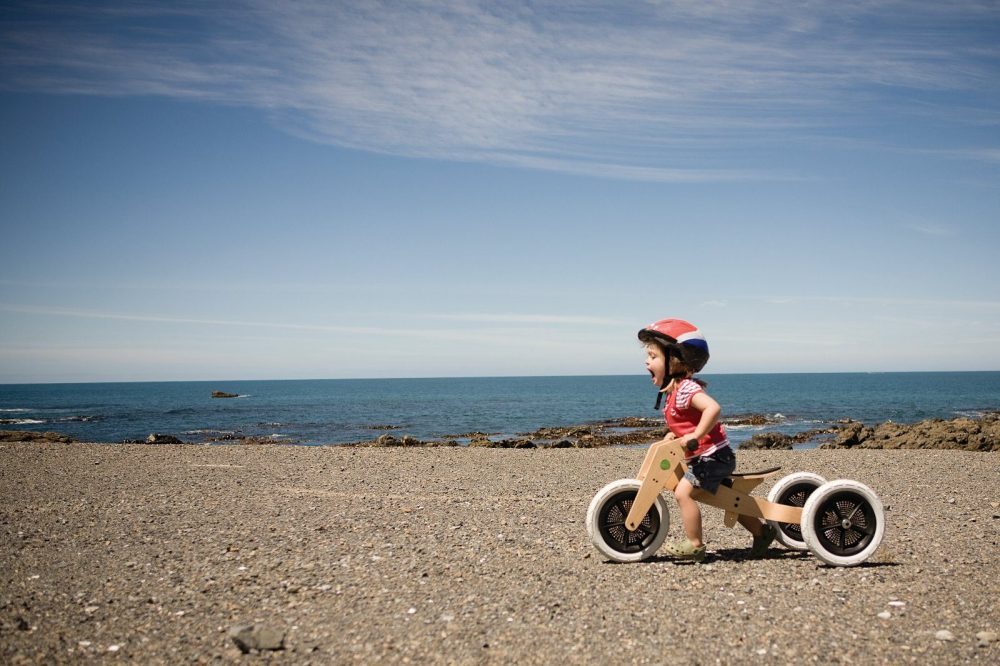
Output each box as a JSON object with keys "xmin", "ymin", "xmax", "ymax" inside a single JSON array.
[{"xmin": 663, "ymin": 378, "xmax": 730, "ymax": 458}]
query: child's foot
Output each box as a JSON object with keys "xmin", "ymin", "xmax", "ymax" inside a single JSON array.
[
  {"xmin": 663, "ymin": 539, "xmax": 706, "ymax": 562},
  {"xmin": 750, "ymin": 524, "xmax": 777, "ymax": 558}
]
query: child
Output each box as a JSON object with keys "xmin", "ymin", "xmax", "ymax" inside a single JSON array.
[{"xmin": 638, "ymin": 318, "xmax": 776, "ymax": 562}]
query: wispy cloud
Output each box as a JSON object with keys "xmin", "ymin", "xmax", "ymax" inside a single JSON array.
[
  {"xmin": 426, "ymin": 313, "xmax": 627, "ymax": 326},
  {"xmin": 917, "ymin": 147, "xmax": 1000, "ymax": 164},
  {"xmin": 903, "ymin": 223, "xmax": 956, "ymax": 237},
  {"xmin": 0, "ymin": 304, "xmax": 625, "ymax": 347},
  {"xmin": 759, "ymin": 295, "xmax": 1000, "ymax": 309},
  {"xmin": 3, "ymin": 1, "xmax": 998, "ymax": 180}
]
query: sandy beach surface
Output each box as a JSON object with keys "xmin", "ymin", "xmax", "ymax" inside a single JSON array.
[{"xmin": 2, "ymin": 442, "xmax": 998, "ymax": 664}]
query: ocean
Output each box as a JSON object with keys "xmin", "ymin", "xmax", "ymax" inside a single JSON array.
[{"xmin": 1, "ymin": 372, "xmax": 998, "ymax": 447}]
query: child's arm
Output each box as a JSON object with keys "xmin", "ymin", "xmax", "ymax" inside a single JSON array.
[{"xmin": 679, "ymin": 391, "xmax": 721, "ymax": 450}]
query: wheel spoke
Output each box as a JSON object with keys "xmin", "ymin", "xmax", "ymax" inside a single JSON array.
[
  {"xmin": 855, "ymin": 521, "xmax": 875, "ymax": 537},
  {"xmin": 597, "ymin": 489, "xmax": 661, "ymax": 555}
]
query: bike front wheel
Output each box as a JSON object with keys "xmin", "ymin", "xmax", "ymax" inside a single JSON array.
[{"xmin": 586, "ymin": 479, "xmax": 670, "ymax": 562}]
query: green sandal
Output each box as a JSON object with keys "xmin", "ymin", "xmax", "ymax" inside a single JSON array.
[
  {"xmin": 750, "ymin": 524, "xmax": 777, "ymax": 558},
  {"xmin": 662, "ymin": 539, "xmax": 706, "ymax": 562}
]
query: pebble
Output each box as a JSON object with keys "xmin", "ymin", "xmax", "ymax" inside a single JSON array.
[
  {"xmin": 977, "ymin": 631, "xmax": 998, "ymax": 647},
  {"xmin": 935, "ymin": 630, "xmax": 956, "ymax": 642},
  {"xmin": 228, "ymin": 625, "xmax": 285, "ymax": 653},
  {"xmin": 877, "ymin": 611, "xmax": 891, "ymax": 620}
]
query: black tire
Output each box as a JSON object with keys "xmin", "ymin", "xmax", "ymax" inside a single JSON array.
[
  {"xmin": 801, "ymin": 480, "xmax": 885, "ymax": 566},
  {"xmin": 586, "ymin": 479, "xmax": 670, "ymax": 562},
  {"xmin": 766, "ymin": 472, "xmax": 826, "ymax": 550}
]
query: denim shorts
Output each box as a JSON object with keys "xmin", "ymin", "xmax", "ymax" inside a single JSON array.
[{"xmin": 683, "ymin": 446, "xmax": 736, "ymax": 494}]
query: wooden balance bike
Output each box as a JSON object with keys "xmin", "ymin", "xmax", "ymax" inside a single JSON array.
[{"xmin": 586, "ymin": 438, "xmax": 885, "ymax": 566}]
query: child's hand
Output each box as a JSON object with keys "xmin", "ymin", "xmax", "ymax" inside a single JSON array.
[{"xmin": 679, "ymin": 434, "xmax": 699, "ymax": 451}]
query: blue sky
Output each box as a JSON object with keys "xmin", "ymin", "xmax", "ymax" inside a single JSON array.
[{"xmin": 1, "ymin": 1, "xmax": 999, "ymax": 383}]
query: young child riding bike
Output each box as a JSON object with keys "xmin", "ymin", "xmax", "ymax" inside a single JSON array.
[{"xmin": 639, "ymin": 318, "xmax": 777, "ymax": 562}]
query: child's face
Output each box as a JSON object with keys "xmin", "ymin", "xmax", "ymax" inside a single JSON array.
[{"xmin": 644, "ymin": 343, "xmax": 667, "ymax": 386}]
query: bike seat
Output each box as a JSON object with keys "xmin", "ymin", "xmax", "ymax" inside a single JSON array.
[
  {"xmin": 730, "ymin": 466, "xmax": 781, "ymax": 479},
  {"xmin": 719, "ymin": 467, "xmax": 783, "ymax": 489}
]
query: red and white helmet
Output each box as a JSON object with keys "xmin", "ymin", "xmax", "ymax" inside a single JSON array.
[{"xmin": 638, "ymin": 318, "xmax": 710, "ymax": 373}]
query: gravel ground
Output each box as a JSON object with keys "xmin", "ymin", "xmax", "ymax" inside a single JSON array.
[{"xmin": 1, "ymin": 442, "xmax": 998, "ymax": 664}]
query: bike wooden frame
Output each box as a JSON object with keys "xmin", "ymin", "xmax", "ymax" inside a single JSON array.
[{"xmin": 624, "ymin": 438, "xmax": 803, "ymax": 531}]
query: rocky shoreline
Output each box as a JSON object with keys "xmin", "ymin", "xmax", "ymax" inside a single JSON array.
[
  {"xmin": 741, "ymin": 412, "xmax": 1000, "ymax": 452},
  {"xmin": 4, "ymin": 412, "xmax": 997, "ymax": 451}
]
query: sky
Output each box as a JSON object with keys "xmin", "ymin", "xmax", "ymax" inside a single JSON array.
[{"xmin": 1, "ymin": 0, "xmax": 999, "ymax": 383}]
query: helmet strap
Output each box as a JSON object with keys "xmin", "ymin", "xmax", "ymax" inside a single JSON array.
[
  {"xmin": 653, "ymin": 379, "xmax": 670, "ymax": 411},
  {"xmin": 653, "ymin": 343, "xmax": 686, "ymax": 411}
]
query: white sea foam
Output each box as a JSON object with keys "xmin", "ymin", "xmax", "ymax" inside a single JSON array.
[
  {"xmin": 954, "ymin": 409, "xmax": 991, "ymax": 418},
  {"xmin": 0, "ymin": 418, "xmax": 46, "ymax": 425},
  {"xmin": 0, "ymin": 408, "xmax": 31, "ymax": 413}
]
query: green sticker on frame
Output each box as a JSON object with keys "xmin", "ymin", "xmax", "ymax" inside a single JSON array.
[{"xmin": 659, "ymin": 459, "xmax": 671, "ymax": 470}]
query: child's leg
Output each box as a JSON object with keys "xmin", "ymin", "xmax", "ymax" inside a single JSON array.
[
  {"xmin": 674, "ymin": 478, "xmax": 704, "ymax": 547},
  {"xmin": 742, "ymin": 515, "xmax": 778, "ymax": 558},
  {"xmin": 738, "ymin": 514, "xmax": 763, "ymax": 537}
]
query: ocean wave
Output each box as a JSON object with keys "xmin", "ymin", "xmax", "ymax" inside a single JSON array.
[
  {"xmin": 954, "ymin": 409, "xmax": 996, "ymax": 419},
  {"xmin": 57, "ymin": 415, "xmax": 102, "ymax": 423},
  {"xmin": 0, "ymin": 418, "xmax": 46, "ymax": 425},
  {"xmin": 0, "ymin": 408, "xmax": 32, "ymax": 413}
]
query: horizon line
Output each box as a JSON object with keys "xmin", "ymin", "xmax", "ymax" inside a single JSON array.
[{"xmin": 3, "ymin": 368, "xmax": 1000, "ymax": 387}]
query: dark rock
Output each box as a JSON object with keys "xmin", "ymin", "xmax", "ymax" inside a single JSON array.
[
  {"xmin": 229, "ymin": 624, "xmax": 284, "ymax": 653},
  {"xmin": 740, "ymin": 432, "xmax": 795, "ymax": 450},
  {"xmin": 456, "ymin": 431, "xmax": 495, "ymax": 439},
  {"xmin": 368, "ymin": 434, "xmax": 435, "ymax": 447},
  {"xmin": 830, "ymin": 421, "xmax": 871, "ymax": 448},
  {"xmin": 374, "ymin": 434, "xmax": 400, "ymax": 447},
  {"xmin": 211, "ymin": 391, "xmax": 239, "ymax": 398},
  {"xmin": 821, "ymin": 413, "xmax": 1000, "ymax": 451},
  {"xmin": 723, "ymin": 414, "xmax": 772, "ymax": 426},
  {"xmin": 740, "ymin": 428, "xmax": 837, "ymax": 449},
  {"xmin": 467, "ymin": 437, "xmax": 536, "ymax": 448},
  {"xmin": 0, "ymin": 430, "xmax": 76, "ymax": 443},
  {"xmin": 145, "ymin": 434, "xmax": 184, "ymax": 444},
  {"xmin": 614, "ymin": 417, "xmax": 662, "ymax": 428}
]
